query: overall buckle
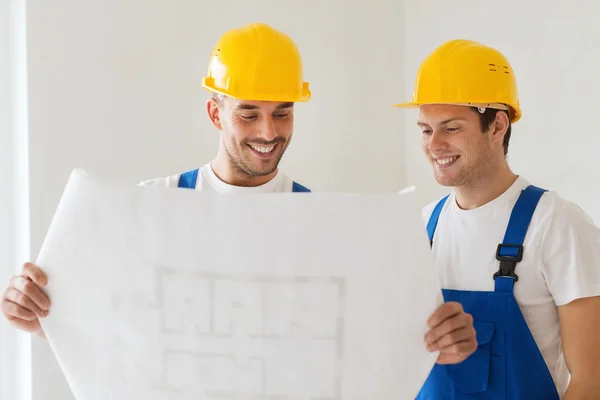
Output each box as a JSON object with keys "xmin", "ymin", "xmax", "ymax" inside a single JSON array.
[{"xmin": 494, "ymin": 244, "xmax": 523, "ymax": 281}]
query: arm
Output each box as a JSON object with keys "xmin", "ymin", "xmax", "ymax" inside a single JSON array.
[
  {"xmin": 540, "ymin": 201, "xmax": 600, "ymax": 398},
  {"xmin": 559, "ymin": 296, "xmax": 600, "ymax": 399}
]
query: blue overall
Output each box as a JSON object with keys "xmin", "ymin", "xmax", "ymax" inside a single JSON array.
[
  {"xmin": 417, "ymin": 185, "xmax": 560, "ymax": 399},
  {"xmin": 177, "ymin": 168, "xmax": 311, "ymax": 192}
]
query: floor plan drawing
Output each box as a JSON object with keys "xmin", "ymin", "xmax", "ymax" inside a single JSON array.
[{"xmin": 155, "ymin": 268, "xmax": 346, "ymax": 399}]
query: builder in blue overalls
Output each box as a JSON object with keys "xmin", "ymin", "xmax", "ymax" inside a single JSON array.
[
  {"xmin": 140, "ymin": 22, "xmax": 313, "ymax": 194},
  {"xmin": 395, "ymin": 39, "xmax": 600, "ymax": 398}
]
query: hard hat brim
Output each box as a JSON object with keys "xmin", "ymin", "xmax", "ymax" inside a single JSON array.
[
  {"xmin": 202, "ymin": 80, "xmax": 311, "ymax": 103},
  {"xmin": 392, "ymin": 101, "xmax": 521, "ymax": 123},
  {"xmin": 392, "ymin": 102, "xmax": 418, "ymax": 108}
]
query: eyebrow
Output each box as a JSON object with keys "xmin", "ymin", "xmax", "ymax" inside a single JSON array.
[
  {"xmin": 417, "ymin": 118, "xmax": 464, "ymax": 127},
  {"xmin": 235, "ymin": 102, "xmax": 294, "ymax": 111}
]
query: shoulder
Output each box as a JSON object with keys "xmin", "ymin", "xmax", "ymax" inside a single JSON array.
[
  {"xmin": 136, "ymin": 165, "xmax": 207, "ymax": 189},
  {"xmin": 533, "ymin": 188, "xmax": 600, "ymax": 305},
  {"xmin": 276, "ymin": 170, "xmax": 303, "ymax": 192},
  {"xmin": 421, "ymin": 193, "xmax": 452, "ymax": 224},
  {"xmin": 532, "ymin": 188, "xmax": 599, "ymax": 256},
  {"xmin": 291, "ymin": 180, "xmax": 311, "ymax": 192},
  {"xmin": 137, "ymin": 172, "xmax": 182, "ymax": 188},
  {"xmin": 534, "ymin": 188, "xmax": 596, "ymax": 230}
]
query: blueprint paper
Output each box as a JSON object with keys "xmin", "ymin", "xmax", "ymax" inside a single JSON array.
[{"xmin": 38, "ymin": 169, "xmax": 443, "ymax": 400}]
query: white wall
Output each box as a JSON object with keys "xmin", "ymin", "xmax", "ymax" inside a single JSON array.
[
  {"xmin": 402, "ymin": 1, "xmax": 600, "ymax": 224},
  {"xmin": 26, "ymin": 1, "xmax": 404, "ymax": 398}
]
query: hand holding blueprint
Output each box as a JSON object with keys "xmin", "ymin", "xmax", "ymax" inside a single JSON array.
[{"xmin": 38, "ymin": 169, "xmax": 443, "ymax": 399}]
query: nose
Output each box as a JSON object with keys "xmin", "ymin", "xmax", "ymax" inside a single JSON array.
[
  {"xmin": 428, "ymin": 130, "xmax": 448, "ymax": 153},
  {"xmin": 256, "ymin": 116, "xmax": 278, "ymax": 142}
]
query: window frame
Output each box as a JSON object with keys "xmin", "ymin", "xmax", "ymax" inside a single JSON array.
[{"xmin": 0, "ymin": 0, "xmax": 31, "ymax": 399}]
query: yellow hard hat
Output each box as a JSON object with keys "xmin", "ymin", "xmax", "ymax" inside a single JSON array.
[
  {"xmin": 202, "ymin": 23, "xmax": 311, "ymax": 102},
  {"xmin": 394, "ymin": 39, "xmax": 521, "ymax": 122}
]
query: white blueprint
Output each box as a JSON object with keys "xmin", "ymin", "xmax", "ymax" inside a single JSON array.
[{"xmin": 38, "ymin": 169, "xmax": 443, "ymax": 399}]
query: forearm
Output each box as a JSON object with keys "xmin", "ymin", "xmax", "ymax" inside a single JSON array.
[
  {"xmin": 563, "ymin": 377, "xmax": 600, "ymax": 400},
  {"xmin": 556, "ymin": 295, "xmax": 600, "ymax": 400}
]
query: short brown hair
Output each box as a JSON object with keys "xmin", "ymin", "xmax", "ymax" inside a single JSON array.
[{"xmin": 472, "ymin": 107, "xmax": 512, "ymax": 156}]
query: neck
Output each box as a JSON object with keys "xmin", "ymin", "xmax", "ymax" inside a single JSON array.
[
  {"xmin": 454, "ymin": 161, "xmax": 518, "ymax": 210},
  {"xmin": 211, "ymin": 152, "xmax": 277, "ymax": 187}
]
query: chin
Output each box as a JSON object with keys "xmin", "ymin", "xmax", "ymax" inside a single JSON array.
[
  {"xmin": 435, "ymin": 180, "xmax": 454, "ymax": 187},
  {"xmin": 434, "ymin": 174, "xmax": 457, "ymax": 187},
  {"xmin": 250, "ymin": 163, "xmax": 279, "ymax": 177}
]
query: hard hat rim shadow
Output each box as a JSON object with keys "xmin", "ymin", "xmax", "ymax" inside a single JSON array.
[
  {"xmin": 393, "ymin": 39, "xmax": 522, "ymax": 123},
  {"xmin": 201, "ymin": 22, "xmax": 312, "ymax": 103}
]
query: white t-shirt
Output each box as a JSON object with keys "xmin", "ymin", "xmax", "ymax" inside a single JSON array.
[
  {"xmin": 138, "ymin": 163, "xmax": 297, "ymax": 193},
  {"xmin": 422, "ymin": 176, "xmax": 600, "ymax": 397}
]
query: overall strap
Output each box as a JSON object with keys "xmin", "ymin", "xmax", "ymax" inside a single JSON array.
[
  {"xmin": 427, "ymin": 195, "xmax": 450, "ymax": 246},
  {"xmin": 292, "ymin": 181, "xmax": 311, "ymax": 192},
  {"xmin": 494, "ymin": 185, "xmax": 547, "ymax": 292},
  {"xmin": 177, "ymin": 168, "xmax": 199, "ymax": 189}
]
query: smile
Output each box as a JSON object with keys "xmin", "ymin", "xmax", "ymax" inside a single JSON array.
[
  {"xmin": 435, "ymin": 156, "xmax": 459, "ymax": 167},
  {"xmin": 247, "ymin": 143, "xmax": 280, "ymax": 160},
  {"xmin": 249, "ymin": 144, "xmax": 276, "ymax": 154}
]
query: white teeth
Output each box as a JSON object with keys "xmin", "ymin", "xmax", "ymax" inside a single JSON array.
[
  {"xmin": 436, "ymin": 156, "xmax": 458, "ymax": 165},
  {"xmin": 250, "ymin": 145, "xmax": 275, "ymax": 154}
]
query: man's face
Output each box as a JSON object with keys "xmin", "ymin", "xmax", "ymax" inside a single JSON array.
[
  {"xmin": 418, "ymin": 104, "xmax": 501, "ymax": 187},
  {"xmin": 214, "ymin": 97, "xmax": 294, "ymax": 178}
]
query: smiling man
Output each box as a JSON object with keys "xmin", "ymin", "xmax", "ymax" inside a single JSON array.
[
  {"xmin": 140, "ymin": 22, "xmax": 312, "ymax": 193},
  {"xmin": 395, "ymin": 39, "xmax": 600, "ymax": 399}
]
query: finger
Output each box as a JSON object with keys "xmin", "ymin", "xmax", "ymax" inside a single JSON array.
[
  {"xmin": 4, "ymin": 287, "xmax": 47, "ymax": 317},
  {"xmin": 1, "ymin": 298, "xmax": 37, "ymax": 321},
  {"xmin": 425, "ymin": 312, "xmax": 473, "ymax": 346},
  {"xmin": 10, "ymin": 276, "xmax": 51, "ymax": 311},
  {"xmin": 428, "ymin": 326, "xmax": 475, "ymax": 352},
  {"xmin": 428, "ymin": 302, "xmax": 463, "ymax": 328},
  {"xmin": 8, "ymin": 315, "xmax": 42, "ymax": 334},
  {"xmin": 436, "ymin": 337, "xmax": 478, "ymax": 360},
  {"xmin": 22, "ymin": 262, "xmax": 48, "ymax": 287}
]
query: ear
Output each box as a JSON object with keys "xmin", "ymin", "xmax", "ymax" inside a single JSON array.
[
  {"xmin": 206, "ymin": 98, "xmax": 222, "ymax": 130},
  {"xmin": 490, "ymin": 111, "xmax": 509, "ymax": 147}
]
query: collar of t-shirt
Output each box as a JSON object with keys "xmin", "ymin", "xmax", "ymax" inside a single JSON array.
[
  {"xmin": 201, "ymin": 163, "xmax": 284, "ymax": 194},
  {"xmin": 448, "ymin": 176, "xmax": 530, "ymax": 217}
]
